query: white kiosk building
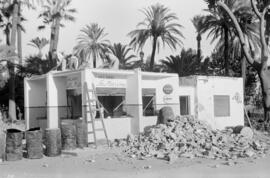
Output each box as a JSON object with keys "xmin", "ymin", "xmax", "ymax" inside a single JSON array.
[{"xmin": 24, "ymin": 68, "xmax": 244, "ymax": 141}]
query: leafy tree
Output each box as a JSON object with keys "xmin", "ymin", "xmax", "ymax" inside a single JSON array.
[
  {"xmin": 161, "ymin": 48, "xmax": 201, "ymax": 77},
  {"xmin": 74, "ymin": 23, "xmax": 110, "ymax": 68},
  {"xmin": 204, "ymin": 0, "xmax": 270, "ymax": 126},
  {"xmin": 128, "ymin": 3, "xmax": 184, "ymax": 71},
  {"xmin": 0, "ymin": 0, "xmax": 43, "ymax": 121},
  {"xmin": 199, "ymin": 0, "xmax": 240, "ymax": 76},
  {"xmin": 28, "ymin": 37, "xmax": 49, "ymax": 57},
  {"xmin": 108, "ymin": 43, "xmax": 136, "ymax": 69},
  {"xmin": 39, "ymin": 0, "xmax": 76, "ymax": 54}
]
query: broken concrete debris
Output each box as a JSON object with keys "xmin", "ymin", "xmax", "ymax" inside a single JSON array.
[{"xmin": 116, "ymin": 116, "xmax": 269, "ymax": 161}]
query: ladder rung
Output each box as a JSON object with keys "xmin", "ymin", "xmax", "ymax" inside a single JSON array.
[
  {"xmin": 86, "ymin": 111, "xmax": 94, "ymax": 113},
  {"xmin": 92, "ymin": 108, "xmax": 103, "ymax": 112},
  {"xmin": 88, "ymin": 129, "xmax": 105, "ymax": 133}
]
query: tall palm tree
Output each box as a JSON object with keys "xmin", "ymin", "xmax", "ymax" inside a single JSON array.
[
  {"xmin": 108, "ymin": 43, "xmax": 136, "ymax": 69},
  {"xmin": 128, "ymin": 3, "xmax": 184, "ymax": 71},
  {"xmin": 0, "ymin": 0, "xmax": 43, "ymax": 121},
  {"xmin": 39, "ymin": 0, "xmax": 76, "ymax": 54},
  {"xmin": 208, "ymin": 1, "xmax": 260, "ymax": 81},
  {"xmin": 191, "ymin": 15, "xmax": 204, "ymax": 61},
  {"xmin": 74, "ymin": 23, "xmax": 110, "ymax": 68},
  {"xmin": 200, "ymin": 0, "xmax": 239, "ymax": 76},
  {"xmin": 28, "ymin": 37, "xmax": 49, "ymax": 57},
  {"xmin": 0, "ymin": 6, "xmax": 12, "ymax": 45},
  {"xmin": 161, "ymin": 48, "xmax": 200, "ymax": 77}
]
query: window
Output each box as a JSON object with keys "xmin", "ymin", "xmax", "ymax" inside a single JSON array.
[
  {"xmin": 214, "ymin": 95, "xmax": 230, "ymax": 117},
  {"xmin": 142, "ymin": 88, "xmax": 156, "ymax": 116},
  {"xmin": 180, "ymin": 96, "xmax": 190, "ymax": 115},
  {"xmin": 97, "ymin": 96, "xmax": 126, "ymax": 118},
  {"xmin": 143, "ymin": 96, "xmax": 156, "ymax": 116},
  {"xmin": 67, "ymin": 89, "xmax": 82, "ymax": 119}
]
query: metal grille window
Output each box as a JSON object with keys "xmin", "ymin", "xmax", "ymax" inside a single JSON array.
[
  {"xmin": 142, "ymin": 88, "xmax": 156, "ymax": 116},
  {"xmin": 142, "ymin": 96, "xmax": 156, "ymax": 116},
  {"xmin": 214, "ymin": 95, "xmax": 230, "ymax": 117},
  {"xmin": 180, "ymin": 96, "xmax": 190, "ymax": 115},
  {"xmin": 97, "ymin": 96, "xmax": 126, "ymax": 118}
]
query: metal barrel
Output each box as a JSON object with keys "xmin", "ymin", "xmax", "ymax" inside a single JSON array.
[
  {"xmin": 6, "ymin": 129, "xmax": 23, "ymax": 161},
  {"xmin": 25, "ymin": 127, "xmax": 43, "ymax": 159},
  {"xmin": 44, "ymin": 128, "xmax": 61, "ymax": 157}
]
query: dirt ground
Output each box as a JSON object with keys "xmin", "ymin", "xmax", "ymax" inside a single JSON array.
[{"xmin": 0, "ymin": 146, "xmax": 270, "ymax": 178}]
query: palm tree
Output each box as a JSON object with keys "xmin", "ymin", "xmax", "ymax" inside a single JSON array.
[
  {"xmin": 207, "ymin": 1, "xmax": 260, "ymax": 81},
  {"xmin": 74, "ymin": 23, "xmax": 110, "ymax": 68},
  {"xmin": 200, "ymin": 0, "xmax": 239, "ymax": 76},
  {"xmin": 28, "ymin": 37, "xmax": 49, "ymax": 57},
  {"xmin": 128, "ymin": 3, "xmax": 184, "ymax": 71},
  {"xmin": 39, "ymin": 0, "xmax": 76, "ymax": 54},
  {"xmin": 108, "ymin": 43, "xmax": 136, "ymax": 69},
  {"xmin": 0, "ymin": 6, "xmax": 12, "ymax": 45},
  {"xmin": 191, "ymin": 15, "xmax": 204, "ymax": 61},
  {"xmin": 161, "ymin": 48, "xmax": 200, "ymax": 77},
  {"xmin": 0, "ymin": 0, "xmax": 43, "ymax": 121}
]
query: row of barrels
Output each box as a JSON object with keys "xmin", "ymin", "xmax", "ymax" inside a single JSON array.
[{"xmin": 4, "ymin": 119, "xmax": 87, "ymax": 161}]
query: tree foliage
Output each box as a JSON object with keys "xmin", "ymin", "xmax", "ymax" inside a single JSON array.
[
  {"xmin": 128, "ymin": 3, "xmax": 184, "ymax": 71},
  {"xmin": 74, "ymin": 23, "xmax": 110, "ymax": 68},
  {"xmin": 108, "ymin": 43, "xmax": 136, "ymax": 69}
]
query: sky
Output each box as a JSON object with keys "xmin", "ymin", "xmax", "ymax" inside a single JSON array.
[{"xmin": 2, "ymin": 0, "xmax": 214, "ymax": 62}]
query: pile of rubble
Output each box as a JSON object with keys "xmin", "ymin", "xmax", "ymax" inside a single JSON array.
[{"xmin": 116, "ymin": 116, "xmax": 270, "ymax": 161}]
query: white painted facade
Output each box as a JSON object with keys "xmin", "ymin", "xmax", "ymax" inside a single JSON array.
[{"xmin": 24, "ymin": 68, "xmax": 244, "ymax": 141}]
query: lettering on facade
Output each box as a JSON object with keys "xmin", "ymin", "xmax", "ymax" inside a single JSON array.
[
  {"xmin": 66, "ymin": 75, "xmax": 81, "ymax": 89},
  {"xmin": 163, "ymin": 95, "xmax": 173, "ymax": 103},
  {"xmin": 96, "ymin": 79, "xmax": 126, "ymax": 88},
  {"xmin": 232, "ymin": 92, "xmax": 242, "ymax": 104}
]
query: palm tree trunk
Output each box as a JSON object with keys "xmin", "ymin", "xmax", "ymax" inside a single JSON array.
[
  {"xmin": 150, "ymin": 36, "xmax": 158, "ymax": 71},
  {"xmin": 5, "ymin": 28, "xmax": 10, "ymax": 45},
  {"xmin": 17, "ymin": 3, "xmax": 22, "ymax": 65},
  {"xmin": 197, "ymin": 33, "xmax": 201, "ymax": 60},
  {"xmin": 49, "ymin": 20, "xmax": 56, "ymax": 54},
  {"xmin": 52, "ymin": 18, "xmax": 61, "ymax": 52},
  {"xmin": 93, "ymin": 53, "xmax": 97, "ymax": 68},
  {"xmin": 9, "ymin": 1, "xmax": 19, "ymax": 121},
  {"xmin": 224, "ymin": 27, "xmax": 229, "ymax": 76}
]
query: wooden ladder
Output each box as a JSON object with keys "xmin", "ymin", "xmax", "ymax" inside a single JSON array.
[{"xmin": 84, "ymin": 83, "xmax": 110, "ymax": 147}]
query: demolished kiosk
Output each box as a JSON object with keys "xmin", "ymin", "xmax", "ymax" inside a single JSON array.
[{"xmin": 24, "ymin": 68, "xmax": 244, "ymax": 142}]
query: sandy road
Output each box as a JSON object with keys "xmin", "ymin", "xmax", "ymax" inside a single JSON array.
[{"xmin": 0, "ymin": 147, "xmax": 269, "ymax": 178}]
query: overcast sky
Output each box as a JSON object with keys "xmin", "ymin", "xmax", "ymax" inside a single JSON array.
[{"xmin": 6, "ymin": 0, "xmax": 214, "ymax": 61}]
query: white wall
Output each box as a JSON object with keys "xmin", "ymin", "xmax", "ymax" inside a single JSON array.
[
  {"xmin": 46, "ymin": 74, "xmax": 69, "ymax": 129},
  {"xmin": 125, "ymin": 69, "xmax": 142, "ymax": 134},
  {"xmin": 25, "ymin": 79, "xmax": 46, "ymax": 129},
  {"xmin": 54, "ymin": 77, "xmax": 68, "ymax": 119},
  {"xmin": 196, "ymin": 76, "xmax": 244, "ymax": 130},
  {"xmin": 155, "ymin": 76, "xmax": 180, "ymax": 116},
  {"xmin": 87, "ymin": 117, "xmax": 131, "ymax": 142}
]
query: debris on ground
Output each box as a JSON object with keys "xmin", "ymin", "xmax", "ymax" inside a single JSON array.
[
  {"xmin": 143, "ymin": 165, "xmax": 152, "ymax": 169},
  {"xmin": 115, "ymin": 116, "xmax": 270, "ymax": 161},
  {"xmin": 86, "ymin": 159, "xmax": 96, "ymax": 163},
  {"xmin": 42, "ymin": 163, "xmax": 49, "ymax": 168}
]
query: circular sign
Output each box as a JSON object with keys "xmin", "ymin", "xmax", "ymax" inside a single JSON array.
[{"xmin": 163, "ymin": 84, "xmax": 173, "ymax": 94}]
